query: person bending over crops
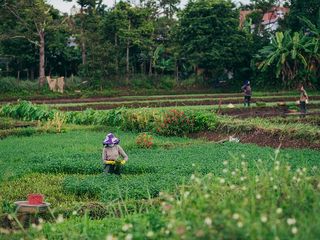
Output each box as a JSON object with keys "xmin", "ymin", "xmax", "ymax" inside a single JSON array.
[{"xmin": 102, "ymin": 133, "xmax": 128, "ymax": 175}]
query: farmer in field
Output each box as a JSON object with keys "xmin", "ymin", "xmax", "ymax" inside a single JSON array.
[
  {"xmin": 102, "ymin": 133, "xmax": 128, "ymax": 175},
  {"xmin": 241, "ymin": 80, "xmax": 252, "ymax": 107},
  {"xmin": 299, "ymin": 84, "xmax": 309, "ymax": 117}
]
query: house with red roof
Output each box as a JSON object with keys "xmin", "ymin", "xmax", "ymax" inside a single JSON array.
[
  {"xmin": 262, "ymin": 7, "xmax": 289, "ymax": 31},
  {"xmin": 240, "ymin": 6, "xmax": 289, "ymax": 31}
]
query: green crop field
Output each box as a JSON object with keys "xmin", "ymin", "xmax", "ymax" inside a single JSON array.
[
  {"xmin": 0, "ymin": 127, "xmax": 320, "ymax": 239},
  {"xmin": 0, "ymin": 98, "xmax": 320, "ymax": 239}
]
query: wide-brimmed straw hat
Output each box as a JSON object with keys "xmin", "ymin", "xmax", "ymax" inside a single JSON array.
[{"xmin": 103, "ymin": 133, "xmax": 120, "ymax": 145}]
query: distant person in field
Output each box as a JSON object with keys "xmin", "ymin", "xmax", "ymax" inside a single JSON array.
[
  {"xmin": 299, "ymin": 84, "xmax": 309, "ymax": 117},
  {"xmin": 102, "ymin": 133, "xmax": 128, "ymax": 175},
  {"xmin": 241, "ymin": 81, "xmax": 252, "ymax": 107}
]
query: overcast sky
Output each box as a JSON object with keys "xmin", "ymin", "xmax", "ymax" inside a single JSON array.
[{"xmin": 47, "ymin": 0, "xmax": 251, "ymax": 14}]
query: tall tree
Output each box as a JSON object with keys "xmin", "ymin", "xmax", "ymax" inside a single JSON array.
[
  {"xmin": 250, "ymin": 0, "xmax": 278, "ymax": 13},
  {"xmin": 1, "ymin": 0, "xmax": 60, "ymax": 86},
  {"xmin": 159, "ymin": 0, "xmax": 180, "ymax": 19},
  {"xmin": 45, "ymin": 23, "xmax": 82, "ymax": 77},
  {"xmin": 107, "ymin": 2, "xmax": 153, "ymax": 82},
  {"xmin": 282, "ymin": 0, "xmax": 320, "ymax": 32},
  {"xmin": 64, "ymin": 0, "xmax": 105, "ymax": 65},
  {"xmin": 175, "ymin": 0, "xmax": 251, "ymax": 84}
]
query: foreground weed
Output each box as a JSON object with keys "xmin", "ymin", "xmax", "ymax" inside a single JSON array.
[{"xmin": 158, "ymin": 151, "xmax": 320, "ymax": 240}]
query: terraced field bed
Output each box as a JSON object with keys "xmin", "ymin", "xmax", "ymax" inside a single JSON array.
[
  {"xmin": 0, "ymin": 91, "xmax": 306, "ymax": 104},
  {"xmin": 219, "ymin": 103, "xmax": 320, "ymax": 118},
  {"xmin": 267, "ymin": 115, "xmax": 320, "ymax": 126},
  {"xmin": 1, "ymin": 93, "xmax": 320, "ymax": 239},
  {"xmin": 52, "ymin": 100, "xmax": 320, "ymax": 121},
  {"xmin": 47, "ymin": 96, "xmax": 320, "ymax": 111}
]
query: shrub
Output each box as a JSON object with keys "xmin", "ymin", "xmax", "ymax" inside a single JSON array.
[
  {"xmin": 154, "ymin": 109, "xmax": 217, "ymax": 136},
  {"xmin": 64, "ymin": 76, "xmax": 86, "ymax": 90},
  {"xmin": 156, "ymin": 109, "xmax": 192, "ymax": 136},
  {"xmin": 0, "ymin": 77, "xmax": 19, "ymax": 93},
  {"xmin": 136, "ymin": 133, "xmax": 153, "ymax": 149},
  {"xmin": 130, "ymin": 75, "xmax": 154, "ymax": 89},
  {"xmin": 41, "ymin": 112, "xmax": 66, "ymax": 133},
  {"xmin": 0, "ymin": 77, "xmax": 38, "ymax": 93},
  {"xmin": 157, "ymin": 76, "xmax": 176, "ymax": 89},
  {"xmin": 121, "ymin": 109, "xmax": 158, "ymax": 132},
  {"xmin": 178, "ymin": 76, "xmax": 198, "ymax": 89},
  {"xmin": 190, "ymin": 110, "xmax": 217, "ymax": 132},
  {"xmin": 98, "ymin": 108, "xmax": 125, "ymax": 126},
  {"xmin": 17, "ymin": 80, "xmax": 38, "ymax": 92}
]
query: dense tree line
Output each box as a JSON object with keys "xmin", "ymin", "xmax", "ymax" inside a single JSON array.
[{"xmin": 0, "ymin": 0, "xmax": 319, "ymax": 90}]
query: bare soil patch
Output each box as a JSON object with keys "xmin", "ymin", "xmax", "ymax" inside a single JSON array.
[
  {"xmin": 190, "ymin": 130, "xmax": 320, "ymax": 150},
  {"xmin": 219, "ymin": 104, "xmax": 320, "ymax": 118}
]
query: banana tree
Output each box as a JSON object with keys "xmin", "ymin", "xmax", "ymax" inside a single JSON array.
[
  {"xmin": 258, "ymin": 31, "xmax": 312, "ymax": 87},
  {"xmin": 153, "ymin": 45, "xmax": 174, "ymax": 75},
  {"xmin": 299, "ymin": 14, "xmax": 320, "ymax": 82}
]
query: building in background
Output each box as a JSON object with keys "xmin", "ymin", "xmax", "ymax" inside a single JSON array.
[
  {"xmin": 240, "ymin": 6, "xmax": 289, "ymax": 32},
  {"xmin": 262, "ymin": 7, "xmax": 289, "ymax": 31}
]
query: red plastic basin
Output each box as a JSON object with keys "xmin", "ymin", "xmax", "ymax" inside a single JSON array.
[{"xmin": 27, "ymin": 194, "xmax": 44, "ymax": 205}]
